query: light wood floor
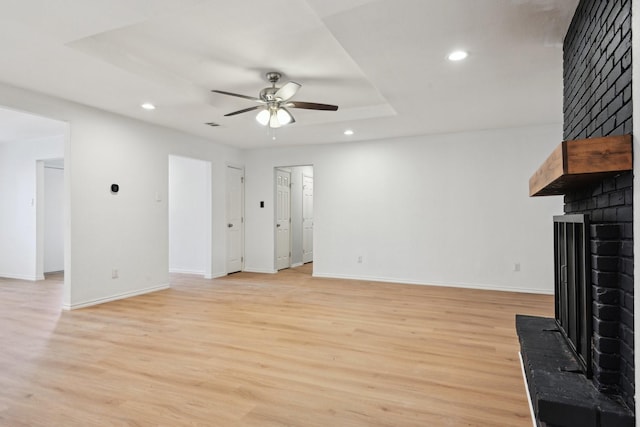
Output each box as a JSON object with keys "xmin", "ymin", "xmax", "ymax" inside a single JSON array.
[{"xmin": 0, "ymin": 265, "xmax": 553, "ymax": 426}]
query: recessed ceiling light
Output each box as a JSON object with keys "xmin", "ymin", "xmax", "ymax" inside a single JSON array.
[
  {"xmin": 141, "ymin": 103, "xmax": 156, "ymax": 110},
  {"xmin": 344, "ymin": 129, "xmax": 354, "ymax": 136},
  {"xmin": 448, "ymin": 50, "xmax": 468, "ymax": 61}
]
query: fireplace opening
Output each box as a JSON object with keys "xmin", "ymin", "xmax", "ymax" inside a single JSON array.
[{"xmin": 553, "ymin": 214, "xmax": 591, "ymax": 377}]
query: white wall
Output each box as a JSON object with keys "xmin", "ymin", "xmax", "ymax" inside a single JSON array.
[
  {"xmin": 0, "ymin": 136, "xmax": 64, "ymax": 280},
  {"xmin": 0, "ymin": 82, "xmax": 242, "ymax": 309},
  {"xmin": 44, "ymin": 166, "xmax": 64, "ymax": 272},
  {"xmin": 169, "ymin": 155, "xmax": 210, "ymax": 276},
  {"xmin": 244, "ymin": 124, "xmax": 564, "ymax": 293}
]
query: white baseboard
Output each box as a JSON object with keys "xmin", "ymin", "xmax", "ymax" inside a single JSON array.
[
  {"xmin": 205, "ymin": 272, "xmax": 227, "ymax": 279},
  {"xmin": 311, "ymin": 272, "xmax": 553, "ymax": 295},
  {"xmin": 519, "ymin": 352, "xmax": 537, "ymax": 427},
  {"xmin": 169, "ymin": 268, "xmax": 205, "ymax": 275},
  {"xmin": 0, "ymin": 272, "xmax": 43, "ymax": 281},
  {"xmin": 242, "ymin": 268, "xmax": 277, "ymax": 274},
  {"xmin": 291, "ymin": 262, "xmax": 303, "ymax": 268},
  {"xmin": 63, "ymin": 283, "xmax": 170, "ymax": 310},
  {"xmin": 170, "ymin": 270, "xmax": 227, "ymax": 279}
]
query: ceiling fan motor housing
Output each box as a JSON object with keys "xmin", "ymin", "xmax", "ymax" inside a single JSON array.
[
  {"xmin": 260, "ymin": 87, "xmax": 279, "ymax": 103},
  {"xmin": 261, "ymin": 72, "xmax": 283, "ymax": 102}
]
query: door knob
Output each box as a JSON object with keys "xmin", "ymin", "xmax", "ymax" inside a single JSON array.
[
  {"xmin": 228, "ymin": 223, "xmax": 233, "ymax": 228},
  {"xmin": 276, "ymin": 224, "xmax": 281, "ymax": 228}
]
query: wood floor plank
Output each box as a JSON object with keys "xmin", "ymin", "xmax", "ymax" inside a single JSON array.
[{"xmin": 0, "ymin": 266, "xmax": 552, "ymax": 426}]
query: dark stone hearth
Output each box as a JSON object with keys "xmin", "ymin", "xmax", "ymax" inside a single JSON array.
[{"xmin": 516, "ymin": 315, "xmax": 633, "ymax": 427}]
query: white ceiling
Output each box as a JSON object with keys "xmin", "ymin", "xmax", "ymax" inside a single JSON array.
[{"xmin": 0, "ymin": 0, "xmax": 578, "ymax": 148}]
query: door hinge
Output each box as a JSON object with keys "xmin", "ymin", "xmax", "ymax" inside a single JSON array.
[
  {"xmin": 241, "ymin": 176, "xmax": 244, "ymax": 184},
  {"xmin": 241, "ymin": 217, "xmax": 244, "ymax": 223},
  {"xmin": 241, "ymin": 257, "xmax": 244, "ymax": 263}
]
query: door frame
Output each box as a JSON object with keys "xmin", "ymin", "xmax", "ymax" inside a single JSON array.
[{"xmin": 302, "ymin": 172, "xmax": 314, "ymax": 264}]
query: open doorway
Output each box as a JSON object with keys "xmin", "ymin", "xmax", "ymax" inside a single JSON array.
[
  {"xmin": 37, "ymin": 158, "xmax": 65, "ymax": 278},
  {"xmin": 168, "ymin": 155, "xmax": 212, "ymax": 278},
  {"xmin": 0, "ymin": 107, "xmax": 66, "ymax": 282},
  {"xmin": 274, "ymin": 165, "xmax": 313, "ymax": 271}
]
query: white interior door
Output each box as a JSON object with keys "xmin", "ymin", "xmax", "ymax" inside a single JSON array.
[
  {"xmin": 276, "ymin": 169, "xmax": 291, "ymax": 270},
  {"xmin": 302, "ymin": 174, "xmax": 313, "ymax": 264},
  {"xmin": 226, "ymin": 166, "xmax": 244, "ymax": 274}
]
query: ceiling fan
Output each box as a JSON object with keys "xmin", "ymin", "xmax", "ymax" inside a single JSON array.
[{"xmin": 212, "ymin": 72, "xmax": 338, "ymax": 128}]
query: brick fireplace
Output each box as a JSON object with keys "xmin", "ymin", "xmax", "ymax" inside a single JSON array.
[
  {"xmin": 517, "ymin": 0, "xmax": 634, "ymax": 426},
  {"xmin": 564, "ymin": 172, "xmax": 634, "ymax": 400}
]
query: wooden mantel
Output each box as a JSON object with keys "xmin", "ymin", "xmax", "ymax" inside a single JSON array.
[{"xmin": 529, "ymin": 134, "xmax": 633, "ymax": 197}]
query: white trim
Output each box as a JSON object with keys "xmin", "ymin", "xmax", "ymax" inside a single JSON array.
[
  {"xmin": 205, "ymin": 271, "xmax": 227, "ymax": 279},
  {"xmin": 242, "ymin": 268, "xmax": 277, "ymax": 274},
  {"xmin": 291, "ymin": 262, "xmax": 303, "ymax": 268},
  {"xmin": 519, "ymin": 352, "xmax": 537, "ymax": 427},
  {"xmin": 311, "ymin": 272, "xmax": 553, "ymax": 295},
  {"xmin": 0, "ymin": 273, "xmax": 44, "ymax": 281},
  {"xmin": 62, "ymin": 283, "xmax": 170, "ymax": 310},
  {"xmin": 169, "ymin": 268, "xmax": 205, "ymax": 275},
  {"xmin": 225, "ymin": 162, "xmax": 245, "ymax": 171}
]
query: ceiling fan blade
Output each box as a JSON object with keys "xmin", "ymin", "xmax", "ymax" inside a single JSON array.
[
  {"xmin": 212, "ymin": 90, "xmax": 261, "ymax": 102},
  {"xmin": 274, "ymin": 82, "xmax": 301, "ymax": 101},
  {"xmin": 224, "ymin": 105, "xmax": 261, "ymax": 117},
  {"xmin": 286, "ymin": 101, "xmax": 338, "ymax": 111}
]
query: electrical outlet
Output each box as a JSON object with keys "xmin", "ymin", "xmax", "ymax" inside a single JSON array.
[
  {"xmin": 112, "ymin": 269, "xmax": 119, "ymax": 279},
  {"xmin": 514, "ymin": 263, "xmax": 521, "ymax": 272},
  {"xmin": 357, "ymin": 256, "xmax": 363, "ymax": 264}
]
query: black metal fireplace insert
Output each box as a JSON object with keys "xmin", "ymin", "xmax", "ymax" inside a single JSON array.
[{"xmin": 553, "ymin": 214, "xmax": 591, "ymax": 377}]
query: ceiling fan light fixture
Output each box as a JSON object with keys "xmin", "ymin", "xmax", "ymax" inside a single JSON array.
[
  {"xmin": 276, "ymin": 108, "xmax": 293, "ymax": 125},
  {"xmin": 269, "ymin": 110, "xmax": 282, "ymax": 128},
  {"xmin": 256, "ymin": 109, "xmax": 270, "ymax": 126}
]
